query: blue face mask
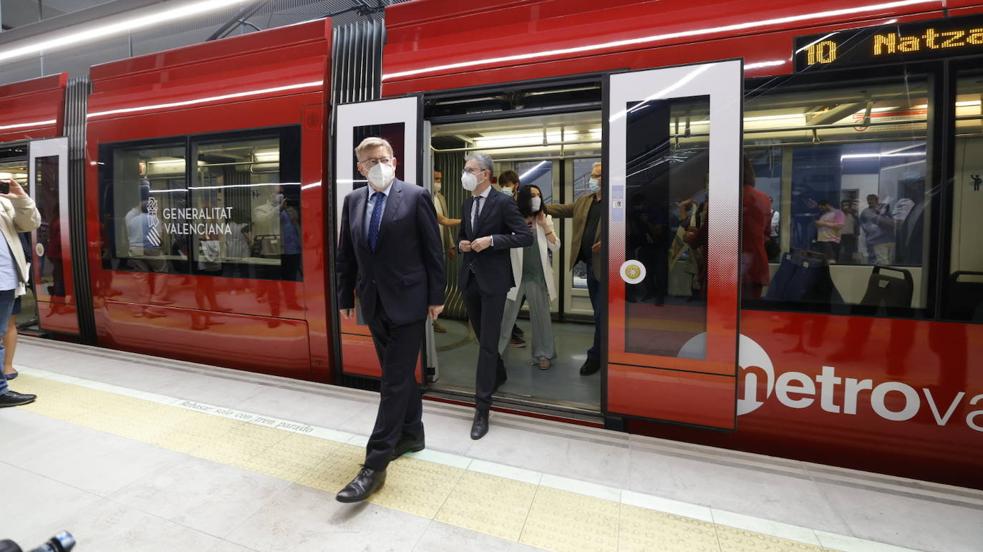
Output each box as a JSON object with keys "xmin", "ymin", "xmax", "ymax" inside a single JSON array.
[{"xmin": 588, "ymin": 178, "xmax": 601, "ymax": 193}]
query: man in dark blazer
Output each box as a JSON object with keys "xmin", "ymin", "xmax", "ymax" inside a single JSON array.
[
  {"xmin": 335, "ymin": 137, "xmax": 445, "ymax": 502},
  {"xmin": 458, "ymin": 153, "xmax": 533, "ymax": 439}
]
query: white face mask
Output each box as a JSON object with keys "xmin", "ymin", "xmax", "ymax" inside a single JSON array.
[
  {"xmin": 501, "ymin": 186, "xmax": 514, "ymax": 196},
  {"xmin": 433, "ymin": 181, "xmax": 441, "ymax": 193},
  {"xmin": 530, "ymin": 197, "xmax": 542, "ymax": 212},
  {"xmin": 461, "ymin": 171, "xmax": 478, "ymax": 192},
  {"xmin": 588, "ymin": 177, "xmax": 601, "ymax": 193},
  {"xmin": 367, "ymin": 163, "xmax": 395, "ymax": 191}
]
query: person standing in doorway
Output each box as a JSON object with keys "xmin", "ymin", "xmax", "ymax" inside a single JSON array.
[
  {"xmin": 335, "ymin": 137, "xmax": 445, "ymax": 502},
  {"xmin": 497, "ymin": 184, "xmax": 559, "ymax": 370},
  {"xmin": 546, "ymin": 162, "xmax": 603, "ymax": 376},
  {"xmin": 0, "ymin": 178, "xmax": 41, "ymax": 407},
  {"xmin": 497, "ymin": 170, "xmax": 526, "ymax": 348},
  {"xmin": 458, "ymin": 153, "xmax": 532, "ymax": 440},
  {"xmin": 430, "ymin": 170, "xmax": 460, "ymax": 334}
]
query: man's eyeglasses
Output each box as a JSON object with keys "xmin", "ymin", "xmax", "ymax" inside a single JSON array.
[
  {"xmin": 360, "ymin": 157, "xmax": 392, "ymax": 168},
  {"xmin": 463, "ymin": 167, "xmax": 486, "ymax": 175}
]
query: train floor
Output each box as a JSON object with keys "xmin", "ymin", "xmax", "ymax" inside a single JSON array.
[
  {"xmin": 2, "ymin": 338, "xmax": 981, "ymax": 552},
  {"xmin": 432, "ymin": 318, "xmax": 599, "ymax": 411}
]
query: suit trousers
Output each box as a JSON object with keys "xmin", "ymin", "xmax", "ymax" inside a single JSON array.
[
  {"xmin": 364, "ymin": 300, "xmax": 425, "ymax": 471},
  {"xmin": 463, "ymin": 276, "xmax": 508, "ymax": 413}
]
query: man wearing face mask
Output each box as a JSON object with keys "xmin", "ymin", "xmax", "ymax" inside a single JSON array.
[
  {"xmin": 431, "ymin": 171, "xmax": 460, "ymax": 335},
  {"xmin": 458, "ymin": 153, "xmax": 533, "ymax": 440},
  {"xmin": 547, "ymin": 161, "xmax": 604, "ymax": 376},
  {"xmin": 335, "ymin": 137, "xmax": 446, "ymax": 503}
]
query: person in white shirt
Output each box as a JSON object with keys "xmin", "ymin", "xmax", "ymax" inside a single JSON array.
[{"xmin": 497, "ymin": 184, "xmax": 559, "ymax": 370}]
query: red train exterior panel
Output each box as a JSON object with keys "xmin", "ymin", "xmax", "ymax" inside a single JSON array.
[{"xmin": 84, "ymin": 20, "xmax": 333, "ymax": 381}]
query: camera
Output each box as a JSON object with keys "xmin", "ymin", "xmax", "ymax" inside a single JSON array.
[{"xmin": 0, "ymin": 531, "xmax": 76, "ymax": 552}]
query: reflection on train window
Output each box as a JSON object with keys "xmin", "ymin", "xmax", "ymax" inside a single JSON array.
[
  {"xmin": 744, "ymin": 75, "xmax": 933, "ymax": 313},
  {"xmin": 34, "ymin": 155, "xmax": 66, "ymax": 297},
  {"xmin": 104, "ymin": 143, "xmax": 188, "ymax": 276},
  {"xmin": 946, "ymin": 70, "xmax": 983, "ymax": 322},
  {"xmin": 624, "ymin": 96, "xmax": 709, "ymax": 359},
  {"xmin": 99, "ymin": 127, "xmax": 302, "ymax": 281},
  {"xmin": 192, "ymin": 133, "xmax": 301, "ymax": 281}
]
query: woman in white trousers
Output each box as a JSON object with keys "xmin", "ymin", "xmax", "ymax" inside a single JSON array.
[{"xmin": 498, "ymin": 184, "xmax": 559, "ymax": 369}]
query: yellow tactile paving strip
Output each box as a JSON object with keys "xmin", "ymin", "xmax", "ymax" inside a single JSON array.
[{"xmin": 14, "ymin": 374, "xmax": 841, "ymax": 552}]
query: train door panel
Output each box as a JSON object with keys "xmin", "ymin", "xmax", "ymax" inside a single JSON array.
[
  {"xmin": 334, "ymin": 96, "xmax": 426, "ymax": 381},
  {"xmin": 29, "ymin": 137, "xmax": 76, "ymax": 334},
  {"xmin": 605, "ymin": 60, "xmax": 742, "ymax": 429}
]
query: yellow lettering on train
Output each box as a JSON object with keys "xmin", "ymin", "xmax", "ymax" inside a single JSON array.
[
  {"xmin": 898, "ymin": 36, "xmax": 920, "ymax": 52},
  {"xmin": 873, "ymin": 33, "xmax": 897, "ymax": 55},
  {"xmin": 940, "ymin": 30, "xmax": 965, "ymax": 47},
  {"xmin": 967, "ymin": 28, "xmax": 983, "ymax": 45}
]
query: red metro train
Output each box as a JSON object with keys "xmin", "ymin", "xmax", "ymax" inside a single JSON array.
[{"xmin": 1, "ymin": 0, "xmax": 981, "ymax": 488}]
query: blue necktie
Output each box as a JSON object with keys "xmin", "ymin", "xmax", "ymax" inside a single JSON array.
[{"xmin": 368, "ymin": 191, "xmax": 385, "ymax": 252}]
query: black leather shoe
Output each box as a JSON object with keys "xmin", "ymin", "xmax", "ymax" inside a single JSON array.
[
  {"xmin": 470, "ymin": 410, "xmax": 489, "ymax": 440},
  {"xmin": 579, "ymin": 358, "xmax": 601, "ymax": 376},
  {"xmin": 336, "ymin": 467, "xmax": 386, "ymax": 503},
  {"xmin": 391, "ymin": 437, "xmax": 425, "ymax": 460},
  {"xmin": 0, "ymin": 390, "xmax": 36, "ymax": 408}
]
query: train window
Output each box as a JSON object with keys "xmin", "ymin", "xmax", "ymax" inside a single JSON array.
[
  {"xmin": 625, "ymin": 95, "xmax": 709, "ymax": 358},
  {"xmin": 191, "ymin": 131, "xmax": 302, "ymax": 281},
  {"xmin": 100, "ymin": 142, "xmax": 190, "ymax": 277},
  {"xmin": 945, "ymin": 69, "xmax": 983, "ymax": 322},
  {"xmin": 99, "ymin": 127, "xmax": 302, "ymax": 281},
  {"xmin": 34, "ymin": 155, "xmax": 66, "ymax": 298},
  {"xmin": 743, "ymin": 73, "xmax": 933, "ymax": 314}
]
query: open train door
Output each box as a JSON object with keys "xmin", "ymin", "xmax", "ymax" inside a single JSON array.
[
  {"xmin": 605, "ymin": 60, "xmax": 742, "ymax": 429},
  {"xmin": 333, "ymin": 96, "xmax": 430, "ymax": 382}
]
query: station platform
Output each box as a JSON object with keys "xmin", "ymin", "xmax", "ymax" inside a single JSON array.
[{"xmin": 1, "ymin": 337, "xmax": 981, "ymax": 552}]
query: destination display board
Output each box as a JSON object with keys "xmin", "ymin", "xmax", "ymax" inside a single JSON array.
[{"xmin": 795, "ymin": 15, "xmax": 983, "ymax": 71}]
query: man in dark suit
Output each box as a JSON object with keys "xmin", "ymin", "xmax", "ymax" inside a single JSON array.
[
  {"xmin": 335, "ymin": 137, "xmax": 445, "ymax": 502},
  {"xmin": 458, "ymin": 153, "xmax": 533, "ymax": 439}
]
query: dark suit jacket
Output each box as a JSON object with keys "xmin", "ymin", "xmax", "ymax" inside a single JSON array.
[
  {"xmin": 457, "ymin": 189, "xmax": 533, "ymax": 295},
  {"xmin": 336, "ymin": 179, "xmax": 446, "ymax": 326}
]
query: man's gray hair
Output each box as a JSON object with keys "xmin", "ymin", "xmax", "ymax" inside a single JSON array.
[
  {"xmin": 465, "ymin": 152, "xmax": 494, "ymax": 174},
  {"xmin": 355, "ymin": 137, "xmax": 394, "ymax": 159}
]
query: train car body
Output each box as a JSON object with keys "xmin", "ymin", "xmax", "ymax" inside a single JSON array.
[{"xmin": 0, "ymin": 0, "xmax": 980, "ymax": 489}]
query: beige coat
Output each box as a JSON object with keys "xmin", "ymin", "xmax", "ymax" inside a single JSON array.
[
  {"xmin": 546, "ymin": 193, "xmax": 602, "ymax": 279},
  {"xmin": 0, "ymin": 195, "xmax": 42, "ymax": 296}
]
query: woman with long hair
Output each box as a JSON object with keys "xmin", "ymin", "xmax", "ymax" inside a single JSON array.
[{"xmin": 498, "ymin": 184, "xmax": 559, "ymax": 369}]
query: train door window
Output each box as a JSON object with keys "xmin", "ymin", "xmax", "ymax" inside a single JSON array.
[
  {"xmin": 945, "ymin": 68, "xmax": 983, "ymax": 322},
  {"xmin": 100, "ymin": 142, "xmax": 189, "ymax": 276},
  {"xmin": 743, "ymin": 72, "xmax": 934, "ymax": 314},
  {"xmin": 624, "ymin": 95, "xmax": 711, "ymax": 358},
  {"xmin": 190, "ymin": 128, "xmax": 302, "ymax": 281}
]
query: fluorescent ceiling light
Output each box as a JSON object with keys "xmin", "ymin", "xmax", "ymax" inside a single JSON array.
[
  {"xmin": 254, "ymin": 150, "xmax": 280, "ymax": 163},
  {"xmin": 840, "ymin": 152, "xmax": 925, "ymax": 160},
  {"xmin": 0, "ymin": 0, "xmax": 243, "ymax": 64}
]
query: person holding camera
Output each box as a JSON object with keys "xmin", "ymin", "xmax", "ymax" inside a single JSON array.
[{"xmin": 0, "ymin": 178, "xmax": 42, "ymax": 408}]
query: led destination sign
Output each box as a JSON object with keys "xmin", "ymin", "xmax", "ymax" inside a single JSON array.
[{"xmin": 795, "ymin": 15, "xmax": 983, "ymax": 71}]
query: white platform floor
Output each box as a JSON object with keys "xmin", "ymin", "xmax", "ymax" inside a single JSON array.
[{"xmin": 1, "ymin": 337, "xmax": 981, "ymax": 552}]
